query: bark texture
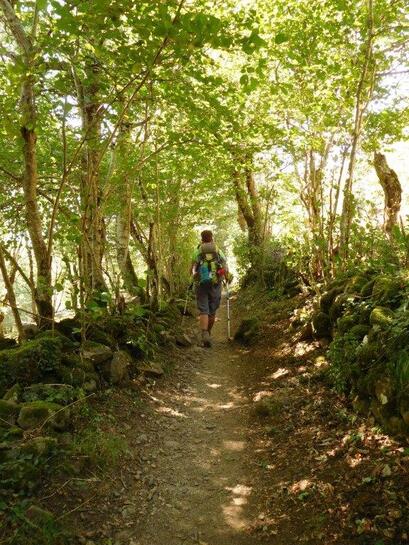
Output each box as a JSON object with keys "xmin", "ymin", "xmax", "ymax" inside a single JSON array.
[{"xmin": 374, "ymin": 152, "xmax": 402, "ymax": 234}]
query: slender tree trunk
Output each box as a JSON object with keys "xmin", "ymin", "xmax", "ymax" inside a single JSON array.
[
  {"xmin": 233, "ymin": 154, "xmax": 264, "ymax": 270},
  {"xmin": 374, "ymin": 152, "xmax": 402, "ymax": 235},
  {"xmin": 73, "ymin": 62, "xmax": 107, "ymax": 298},
  {"xmin": 0, "ymin": 245, "xmax": 25, "ymax": 341},
  {"xmin": 0, "ymin": 0, "xmax": 53, "ymax": 327},
  {"xmin": 339, "ymin": 0, "xmax": 375, "ymax": 258}
]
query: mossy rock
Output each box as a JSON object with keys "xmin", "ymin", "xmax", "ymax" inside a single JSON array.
[
  {"xmin": 21, "ymin": 383, "xmax": 76, "ymax": 405},
  {"xmin": 0, "ymin": 425, "xmax": 24, "ymax": 443},
  {"xmin": 346, "ymin": 274, "xmax": 370, "ymax": 295},
  {"xmin": 356, "ymin": 342, "xmax": 382, "ymax": 365},
  {"xmin": 385, "ymin": 416, "xmax": 406, "ymax": 436},
  {"xmin": 0, "ymin": 337, "xmax": 63, "ymax": 397},
  {"xmin": 329, "ymin": 294, "xmax": 350, "ymax": 324},
  {"xmin": 56, "ymin": 366, "xmax": 86, "ymax": 387},
  {"xmin": 0, "ymin": 399, "xmax": 20, "ymax": 426},
  {"xmin": 3, "ymin": 383, "xmax": 21, "ymax": 402},
  {"xmin": 21, "ymin": 436, "xmax": 58, "ymax": 456},
  {"xmin": 312, "ymin": 312, "xmax": 331, "ymax": 339},
  {"xmin": 357, "ymin": 303, "xmax": 372, "ymax": 325},
  {"xmin": 372, "ymin": 276, "xmax": 402, "ymax": 307},
  {"xmin": 18, "ymin": 400, "xmax": 70, "ymax": 431},
  {"xmin": 361, "ymin": 278, "xmax": 376, "ymax": 298},
  {"xmin": 320, "ymin": 287, "xmax": 343, "ymax": 314},
  {"xmin": 349, "ymin": 324, "xmax": 371, "ymax": 341},
  {"xmin": 54, "ymin": 317, "xmax": 81, "ymax": 340},
  {"xmin": 337, "ymin": 314, "xmax": 359, "ymax": 336},
  {"xmin": 374, "ymin": 375, "xmax": 394, "ymax": 405},
  {"xmin": 35, "ymin": 330, "xmax": 78, "ymax": 352},
  {"xmin": 86, "ymin": 324, "xmax": 115, "ymax": 348},
  {"xmin": 369, "ymin": 306, "xmax": 395, "ymax": 328},
  {"xmin": 234, "ymin": 318, "xmax": 260, "ymax": 345}
]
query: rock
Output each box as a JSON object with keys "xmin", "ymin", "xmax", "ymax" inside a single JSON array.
[
  {"xmin": 360, "ymin": 278, "xmax": 376, "ymax": 298},
  {"xmin": 328, "ymin": 294, "xmax": 350, "ymax": 324},
  {"xmin": 349, "ymin": 324, "xmax": 371, "ymax": 341},
  {"xmin": 346, "ymin": 274, "xmax": 370, "ymax": 294},
  {"xmin": 22, "ymin": 436, "xmax": 58, "ymax": 456},
  {"xmin": 55, "ymin": 317, "xmax": 81, "ymax": 339},
  {"xmin": 35, "ymin": 330, "xmax": 78, "ymax": 352},
  {"xmin": 312, "ymin": 312, "xmax": 331, "ymax": 339},
  {"xmin": 0, "ymin": 399, "xmax": 20, "ymax": 426},
  {"xmin": 18, "ymin": 401, "xmax": 70, "ymax": 431},
  {"xmin": 369, "ymin": 306, "xmax": 395, "ymax": 328},
  {"xmin": 299, "ymin": 322, "xmax": 313, "ymax": 341},
  {"xmin": 175, "ymin": 334, "xmax": 193, "ymax": 347},
  {"xmin": 22, "ymin": 323, "xmax": 39, "ymax": 339},
  {"xmin": 138, "ymin": 362, "xmax": 164, "ymax": 378},
  {"xmin": 0, "ymin": 337, "xmax": 62, "ymax": 396},
  {"xmin": 372, "ymin": 276, "xmax": 402, "ymax": 307},
  {"xmin": 356, "ymin": 342, "xmax": 381, "ymax": 365},
  {"xmin": 83, "ymin": 374, "xmax": 99, "ymax": 393},
  {"xmin": 2, "ymin": 383, "xmax": 21, "ymax": 402},
  {"xmin": 337, "ymin": 314, "xmax": 358, "ymax": 335},
  {"xmin": 352, "ymin": 396, "xmax": 370, "ymax": 416},
  {"xmin": 25, "ymin": 505, "xmax": 54, "ymax": 526},
  {"xmin": 386, "ymin": 416, "xmax": 405, "ymax": 435},
  {"xmin": 101, "ymin": 351, "xmax": 131, "ymax": 385},
  {"xmin": 234, "ymin": 318, "xmax": 260, "ymax": 345},
  {"xmin": 82, "ymin": 341, "xmax": 113, "ymax": 365},
  {"xmin": 375, "ymin": 376, "xmax": 394, "ymax": 405}
]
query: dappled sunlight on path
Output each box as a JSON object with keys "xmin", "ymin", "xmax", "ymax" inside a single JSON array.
[{"xmin": 126, "ymin": 305, "xmax": 268, "ymax": 545}]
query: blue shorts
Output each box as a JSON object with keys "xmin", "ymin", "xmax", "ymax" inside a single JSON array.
[{"xmin": 196, "ymin": 282, "xmax": 222, "ymax": 315}]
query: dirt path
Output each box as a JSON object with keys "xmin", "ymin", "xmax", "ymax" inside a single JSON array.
[
  {"xmin": 121, "ymin": 302, "xmax": 268, "ymax": 545},
  {"xmin": 55, "ymin": 293, "xmax": 409, "ymax": 545}
]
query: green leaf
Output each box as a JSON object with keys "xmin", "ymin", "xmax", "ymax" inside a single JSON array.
[{"xmin": 275, "ymin": 32, "xmax": 289, "ymax": 44}]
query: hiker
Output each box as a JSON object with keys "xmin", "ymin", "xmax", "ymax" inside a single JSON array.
[{"xmin": 191, "ymin": 230, "xmax": 231, "ymax": 347}]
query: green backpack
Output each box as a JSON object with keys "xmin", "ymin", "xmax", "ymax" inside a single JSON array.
[{"xmin": 196, "ymin": 243, "xmax": 224, "ymax": 285}]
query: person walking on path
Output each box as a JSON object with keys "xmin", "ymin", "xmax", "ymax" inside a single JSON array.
[{"xmin": 191, "ymin": 230, "xmax": 231, "ymax": 347}]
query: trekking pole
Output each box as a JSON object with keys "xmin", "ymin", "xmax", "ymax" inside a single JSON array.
[
  {"xmin": 182, "ymin": 282, "xmax": 193, "ymax": 325},
  {"xmin": 226, "ymin": 281, "xmax": 232, "ymax": 341}
]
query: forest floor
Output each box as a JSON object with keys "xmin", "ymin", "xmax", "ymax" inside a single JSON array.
[{"xmin": 41, "ymin": 291, "xmax": 409, "ymax": 545}]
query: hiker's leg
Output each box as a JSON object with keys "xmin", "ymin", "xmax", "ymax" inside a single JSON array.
[
  {"xmin": 200, "ymin": 313, "xmax": 209, "ymax": 331},
  {"xmin": 196, "ymin": 284, "xmax": 211, "ymax": 346},
  {"xmin": 208, "ymin": 313, "xmax": 216, "ymax": 333}
]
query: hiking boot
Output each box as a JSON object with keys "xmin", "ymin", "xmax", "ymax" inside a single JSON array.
[{"xmin": 201, "ymin": 330, "xmax": 212, "ymax": 348}]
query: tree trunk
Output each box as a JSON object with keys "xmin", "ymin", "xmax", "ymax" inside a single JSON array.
[
  {"xmin": 339, "ymin": 0, "xmax": 375, "ymax": 259},
  {"xmin": 233, "ymin": 152, "xmax": 265, "ymax": 273},
  {"xmin": 0, "ymin": 244, "xmax": 25, "ymax": 341},
  {"xmin": 74, "ymin": 62, "xmax": 107, "ymax": 298},
  {"xmin": 0, "ymin": 0, "xmax": 53, "ymax": 327},
  {"xmin": 374, "ymin": 152, "xmax": 402, "ymax": 234}
]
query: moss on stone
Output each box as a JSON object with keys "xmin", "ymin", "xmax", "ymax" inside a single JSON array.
[
  {"xmin": 337, "ymin": 315, "xmax": 358, "ymax": 336},
  {"xmin": 356, "ymin": 342, "xmax": 382, "ymax": 365},
  {"xmin": 312, "ymin": 312, "xmax": 331, "ymax": 338},
  {"xmin": 0, "ymin": 399, "xmax": 20, "ymax": 426},
  {"xmin": 17, "ymin": 400, "xmax": 70, "ymax": 431},
  {"xmin": 329, "ymin": 294, "xmax": 350, "ymax": 324},
  {"xmin": 349, "ymin": 324, "xmax": 371, "ymax": 341},
  {"xmin": 360, "ymin": 278, "xmax": 376, "ymax": 298},
  {"xmin": 369, "ymin": 306, "xmax": 395, "ymax": 328},
  {"xmin": 319, "ymin": 287, "xmax": 343, "ymax": 314},
  {"xmin": 372, "ymin": 276, "xmax": 402, "ymax": 307},
  {"xmin": 35, "ymin": 330, "xmax": 78, "ymax": 352},
  {"xmin": 0, "ymin": 337, "xmax": 62, "ymax": 396},
  {"xmin": 346, "ymin": 274, "xmax": 370, "ymax": 295}
]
